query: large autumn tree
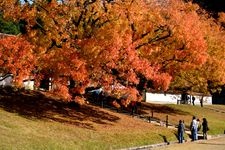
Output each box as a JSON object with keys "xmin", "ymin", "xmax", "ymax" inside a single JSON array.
[
  {"xmin": 0, "ymin": 0, "xmax": 221, "ymax": 104},
  {"xmin": 138, "ymin": 0, "xmax": 209, "ymax": 92},
  {"xmin": 168, "ymin": 2, "xmax": 225, "ymax": 94},
  {"xmin": 172, "ymin": 11, "xmax": 225, "ymax": 94}
]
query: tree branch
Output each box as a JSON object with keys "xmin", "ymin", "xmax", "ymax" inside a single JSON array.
[{"xmin": 135, "ymin": 25, "xmax": 171, "ymax": 50}]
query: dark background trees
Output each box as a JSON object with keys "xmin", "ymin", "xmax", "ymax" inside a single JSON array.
[
  {"xmin": 192, "ymin": 0, "xmax": 225, "ymax": 14},
  {"xmin": 0, "ymin": 13, "xmax": 20, "ymax": 35}
]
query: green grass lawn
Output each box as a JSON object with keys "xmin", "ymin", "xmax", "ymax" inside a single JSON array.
[
  {"xmin": 141, "ymin": 103, "xmax": 225, "ymax": 135},
  {"xmin": 0, "ymin": 107, "xmax": 177, "ymax": 150},
  {"xmin": 0, "ymin": 89, "xmax": 177, "ymax": 150},
  {"xmin": 165, "ymin": 104, "xmax": 225, "ymax": 135},
  {"xmin": 0, "ymin": 90, "xmax": 225, "ymax": 150}
]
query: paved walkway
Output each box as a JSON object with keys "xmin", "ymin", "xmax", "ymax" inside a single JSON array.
[{"xmin": 152, "ymin": 135, "xmax": 225, "ymax": 150}]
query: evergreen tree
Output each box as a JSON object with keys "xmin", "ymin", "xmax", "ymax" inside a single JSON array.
[{"xmin": 0, "ymin": 13, "xmax": 20, "ymax": 35}]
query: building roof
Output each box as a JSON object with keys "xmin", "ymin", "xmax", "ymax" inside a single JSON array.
[{"xmin": 0, "ymin": 33, "xmax": 14, "ymax": 39}]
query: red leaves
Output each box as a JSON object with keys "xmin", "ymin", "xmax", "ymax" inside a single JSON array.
[
  {"xmin": 0, "ymin": 36, "xmax": 35, "ymax": 86},
  {"xmin": 1, "ymin": 0, "xmax": 224, "ymax": 101},
  {"xmin": 0, "ymin": 0, "xmax": 180, "ymax": 99}
]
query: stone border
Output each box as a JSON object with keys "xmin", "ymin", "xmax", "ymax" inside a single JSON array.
[
  {"xmin": 120, "ymin": 134, "xmax": 225, "ymax": 150},
  {"xmin": 120, "ymin": 142, "xmax": 169, "ymax": 150}
]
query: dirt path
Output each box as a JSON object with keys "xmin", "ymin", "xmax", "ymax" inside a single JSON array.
[
  {"xmin": 153, "ymin": 135, "xmax": 225, "ymax": 150},
  {"xmin": 204, "ymin": 106, "xmax": 225, "ymax": 114}
]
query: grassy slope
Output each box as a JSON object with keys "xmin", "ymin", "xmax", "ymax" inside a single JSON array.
[
  {"xmin": 0, "ymin": 90, "xmax": 176, "ymax": 150},
  {"xmin": 0, "ymin": 107, "xmax": 176, "ymax": 150},
  {"xmin": 141, "ymin": 103, "xmax": 225, "ymax": 135},
  {"xmin": 166, "ymin": 104, "xmax": 225, "ymax": 135},
  {"xmin": 0, "ymin": 90, "xmax": 225, "ymax": 149}
]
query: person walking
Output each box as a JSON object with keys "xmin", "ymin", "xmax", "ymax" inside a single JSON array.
[
  {"xmin": 130, "ymin": 101, "xmax": 137, "ymax": 115},
  {"xmin": 202, "ymin": 118, "xmax": 209, "ymax": 140},
  {"xmin": 200, "ymin": 97, "xmax": 203, "ymax": 107},
  {"xmin": 178, "ymin": 120, "xmax": 185, "ymax": 143},
  {"xmin": 192, "ymin": 96, "xmax": 195, "ymax": 106}
]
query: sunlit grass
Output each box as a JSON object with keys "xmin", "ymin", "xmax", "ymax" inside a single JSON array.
[
  {"xmin": 0, "ymin": 107, "xmax": 176, "ymax": 150},
  {"xmin": 0, "ymin": 90, "xmax": 225, "ymax": 150},
  {"xmin": 141, "ymin": 103, "xmax": 225, "ymax": 135},
  {"xmin": 167, "ymin": 104, "xmax": 225, "ymax": 135}
]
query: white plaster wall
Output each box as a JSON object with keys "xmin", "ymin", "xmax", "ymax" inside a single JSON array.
[
  {"xmin": 0, "ymin": 75, "xmax": 13, "ymax": 87},
  {"xmin": 191, "ymin": 95, "xmax": 212, "ymax": 105},
  {"xmin": 23, "ymin": 80, "xmax": 34, "ymax": 90},
  {"xmin": 145, "ymin": 92, "xmax": 212, "ymax": 105},
  {"xmin": 0, "ymin": 74, "xmax": 35, "ymax": 90},
  {"xmin": 145, "ymin": 93, "xmax": 181, "ymax": 104}
]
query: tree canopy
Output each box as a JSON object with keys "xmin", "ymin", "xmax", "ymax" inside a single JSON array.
[
  {"xmin": 0, "ymin": 0, "xmax": 225, "ymax": 104},
  {"xmin": 0, "ymin": 13, "xmax": 20, "ymax": 35}
]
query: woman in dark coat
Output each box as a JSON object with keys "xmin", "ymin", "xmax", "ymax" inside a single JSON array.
[{"xmin": 202, "ymin": 118, "xmax": 209, "ymax": 140}]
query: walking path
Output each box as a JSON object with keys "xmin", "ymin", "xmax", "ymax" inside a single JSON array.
[
  {"xmin": 121, "ymin": 134, "xmax": 225, "ymax": 150},
  {"xmin": 204, "ymin": 106, "xmax": 225, "ymax": 114},
  {"xmin": 152, "ymin": 135, "xmax": 225, "ymax": 150}
]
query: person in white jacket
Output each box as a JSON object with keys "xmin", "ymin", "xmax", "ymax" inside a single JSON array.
[{"xmin": 190, "ymin": 116, "xmax": 198, "ymax": 141}]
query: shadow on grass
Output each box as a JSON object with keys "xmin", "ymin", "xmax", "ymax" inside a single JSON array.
[
  {"xmin": 159, "ymin": 134, "xmax": 169, "ymax": 143},
  {"xmin": 140, "ymin": 102, "xmax": 191, "ymax": 116},
  {"xmin": 0, "ymin": 88, "xmax": 120, "ymax": 130}
]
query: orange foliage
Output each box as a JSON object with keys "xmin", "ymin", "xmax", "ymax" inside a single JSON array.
[
  {"xmin": 0, "ymin": 0, "xmax": 224, "ymax": 102},
  {"xmin": 0, "ymin": 36, "xmax": 35, "ymax": 86}
]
